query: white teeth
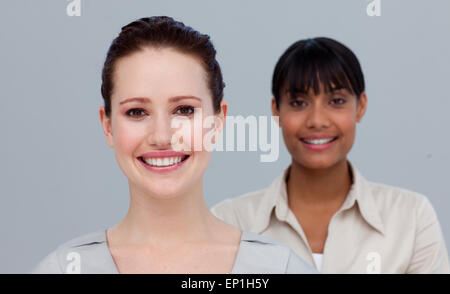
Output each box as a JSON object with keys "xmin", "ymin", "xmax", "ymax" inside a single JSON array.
[
  {"xmin": 303, "ymin": 138, "xmax": 335, "ymax": 145},
  {"xmin": 143, "ymin": 156, "xmax": 185, "ymax": 167}
]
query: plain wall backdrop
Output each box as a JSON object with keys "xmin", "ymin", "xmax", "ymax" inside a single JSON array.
[{"xmin": 1, "ymin": 0, "xmax": 449, "ymax": 273}]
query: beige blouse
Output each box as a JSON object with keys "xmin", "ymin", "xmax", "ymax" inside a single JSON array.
[{"xmin": 211, "ymin": 162, "xmax": 450, "ymax": 273}]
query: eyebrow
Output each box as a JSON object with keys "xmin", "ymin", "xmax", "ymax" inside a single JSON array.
[
  {"xmin": 285, "ymin": 89, "xmax": 310, "ymax": 99},
  {"xmin": 119, "ymin": 96, "xmax": 202, "ymax": 105}
]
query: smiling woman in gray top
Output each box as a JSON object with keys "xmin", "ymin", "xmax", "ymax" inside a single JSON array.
[
  {"xmin": 31, "ymin": 16, "xmax": 315, "ymax": 274},
  {"xmin": 32, "ymin": 230, "xmax": 314, "ymax": 274}
]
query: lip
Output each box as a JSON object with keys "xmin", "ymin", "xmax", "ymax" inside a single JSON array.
[
  {"xmin": 300, "ymin": 136, "xmax": 338, "ymax": 151},
  {"xmin": 301, "ymin": 135, "xmax": 337, "ymax": 140},
  {"xmin": 137, "ymin": 150, "xmax": 190, "ymax": 173},
  {"xmin": 139, "ymin": 150, "xmax": 189, "ymax": 159}
]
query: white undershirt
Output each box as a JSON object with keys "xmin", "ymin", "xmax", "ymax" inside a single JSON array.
[{"xmin": 312, "ymin": 253, "xmax": 323, "ymax": 272}]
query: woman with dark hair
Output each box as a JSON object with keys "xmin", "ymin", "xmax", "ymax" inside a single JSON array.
[
  {"xmin": 31, "ymin": 17, "xmax": 314, "ymax": 274},
  {"xmin": 212, "ymin": 37, "xmax": 450, "ymax": 273}
]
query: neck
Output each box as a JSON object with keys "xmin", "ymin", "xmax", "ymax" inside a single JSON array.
[
  {"xmin": 111, "ymin": 179, "xmax": 217, "ymax": 248},
  {"xmin": 287, "ymin": 159, "xmax": 352, "ymax": 208}
]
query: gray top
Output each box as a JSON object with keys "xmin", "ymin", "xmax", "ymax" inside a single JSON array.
[{"xmin": 31, "ymin": 229, "xmax": 317, "ymax": 274}]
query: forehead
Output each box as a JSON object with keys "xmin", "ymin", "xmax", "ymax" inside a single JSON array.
[
  {"xmin": 112, "ymin": 47, "xmax": 211, "ymax": 104},
  {"xmin": 284, "ymin": 82, "xmax": 352, "ymax": 97}
]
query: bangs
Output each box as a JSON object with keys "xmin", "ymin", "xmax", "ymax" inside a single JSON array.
[
  {"xmin": 285, "ymin": 48, "xmax": 355, "ymax": 99},
  {"xmin": 272, "ymin": 37, "xmax": 365, "ymax": 106}
]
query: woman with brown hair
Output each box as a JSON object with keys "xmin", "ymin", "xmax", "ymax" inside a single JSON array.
[{"xmin": 31, "ymin": 16, "xmax": 314, "ymax": 274}]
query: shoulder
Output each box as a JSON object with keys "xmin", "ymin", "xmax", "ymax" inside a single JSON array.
[
  {"xmin": 57, "ymin": 230, "xmax": 106, "ymax": 248},
  {"xmin": 211, "ymin": 189, "xmax": 268, "ymax": 229},
  {"xmin": 360, "ymin": 178, "xmax": 445, "ymax": 241},
  {"xmin": 212, "ymin": 189, "xmax": 268, "ymax": 213},
  {"xmin": 233, "ymin": 231, "xmax": 317, "ymax": 274},
  {"xmin": 364, "ymin": 181, "xmax": 450, "ymax": 273},
  {"xmin": 349, "ymin": 162, "xmax": 434, "ymax": 220},
  {"xmin": 31, "ymin": 230, "xmax": 110, "ymax": 274},
  {"xmin": 211, "ymin": 170, "xmax": 287, "ymax": 230},
  {"xmin": 364, "ymin": 180, "xmax": 436, "ymax": 219}
]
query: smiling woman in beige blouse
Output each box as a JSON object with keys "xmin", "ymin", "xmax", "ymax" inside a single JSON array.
[{"xmin": 212, "ymin": 37, "xmax": 450, "ymax": 274}]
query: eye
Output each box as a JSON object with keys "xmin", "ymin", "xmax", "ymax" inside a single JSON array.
[
  {"xmin": 330, "ymin": 97, "xmax": 347, "ymax": 105},
  {"xmin": 175, "ymin": 105, "xmax": 195, "ymax": 116},
  {"xmin": 125, "ymin": 108, "xmax": 147, "ymax": 118},
  {"xmin": 289, "ymin": 100, "xmax": 307, "ymax": 108}
]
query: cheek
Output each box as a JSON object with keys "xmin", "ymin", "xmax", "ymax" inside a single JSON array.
[
  {"xmin": 334, "ymin": 113, "xmax": 357, "ymax": 147},
  {"xmin": 278, "ymin": 113, "xmax": 304, "ymax": 155},
  {"xmin": 178, "ymin": 116, "xmax": 213, "ymax": 172},
  {"xmin": 171, "ymin": 115, "xmax": 214, "ymax": 153},
  {"xmin": 171, "ymin": 117, "xmax": 200, "ymax": 151},
  {"xmin": 114, "ymin": 120, "xmax": 146, "ymax": 155},
  {"xmin": 280, "ymin": 112, "xmax": 303, "ymax": 138}
]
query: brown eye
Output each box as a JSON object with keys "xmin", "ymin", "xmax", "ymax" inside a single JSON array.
[
  {"xmin": 330, "ymin": 98, "xmax": 346, "ymax": 105},
  {"xmin": 126, "ymin": 108, "xmax": 146, "ymax": 117},
  {"xmin": 289, "ymin": 100, "xmax": 307, "ymax": 108},
  {"xmin": 175, "ymin": 105, "xmax": 195, "ymax": 116}
]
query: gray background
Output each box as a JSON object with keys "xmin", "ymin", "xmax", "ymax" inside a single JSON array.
[{"xmin": 1, "ymin": 0, "xmax": 449, "ymax": 273}]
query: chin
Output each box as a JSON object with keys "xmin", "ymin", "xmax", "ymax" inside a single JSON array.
[
  {"xmin": 154, "ymin": 193, "xmax": 181, "ymax": 200},
  {"xmin": 145, "ymin": 185, "xmax": 185, "ymax": 200},
  {"xmin": 295, "ymin": 156, "xmax": 341, "ymax": 171}
]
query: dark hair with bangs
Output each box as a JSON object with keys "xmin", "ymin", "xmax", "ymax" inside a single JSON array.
[{"xmin": 272, "ymin": 37, "xmax": 365, "ymax": 109}]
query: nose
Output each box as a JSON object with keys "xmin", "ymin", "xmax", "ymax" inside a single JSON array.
[
  {"xmin": 147, "ymin": 113, "xmax": 173, "ymax": 149},
  {"xmin": 305, "ymin": 104, "xmax": 331, "ymax": 130}
]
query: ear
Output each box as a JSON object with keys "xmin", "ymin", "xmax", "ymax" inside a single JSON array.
[
  {"xmin": 356, "ymin": 92, "xmax": 367, "ymax": 123},
  {"xmin": 271, "ymin": 98, "xmax": 280, "ymax": 126},
  {"xmin": 215, "ymin": 100, "xmax": 228, "ymax": 134},
  {"xmin": 219, "ymin": 100, "xmax": 228, "ymax": 119},
  {"xmin": 99, "ymin": 106, "xmax": 115, "ymax": 148}
]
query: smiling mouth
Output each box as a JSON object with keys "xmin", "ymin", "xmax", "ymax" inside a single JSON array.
[
  {"xmin": 300, "ymin": 137, "xmax": 338, "ymax": 145},
  {"xmin": 138, "ymin": 155, "xmax": 190, "ymax": 167}
]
